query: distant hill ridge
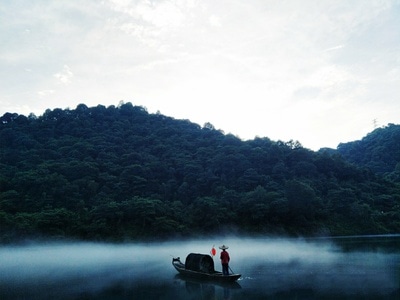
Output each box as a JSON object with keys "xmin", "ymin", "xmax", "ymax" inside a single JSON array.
[
  {"xmin": 0, "ymin": 103, "xmax": 399, "ymax": 242},
  {"xmin": 336, "ymin": 123, "xmax": 400, "ymax": 176}
]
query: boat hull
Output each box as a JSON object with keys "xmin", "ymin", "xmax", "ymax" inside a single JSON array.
[{"xmin": 172, "ymin": 257, "xmax": 241, "ymax": 282}]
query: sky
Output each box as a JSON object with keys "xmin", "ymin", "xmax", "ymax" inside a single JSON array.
[{"xmin": 1, "ymin": 0, "xmax": 399, "ymax": 150}]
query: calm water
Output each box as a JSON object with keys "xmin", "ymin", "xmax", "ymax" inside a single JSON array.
[{"xmin": 0, "ymin": 235, "xmax": 399, "ymax": 299}]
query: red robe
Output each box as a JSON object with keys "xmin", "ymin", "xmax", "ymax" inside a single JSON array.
[{"xmin": 220, "ymin": 250, "xmax": 230, "ymax": 264}]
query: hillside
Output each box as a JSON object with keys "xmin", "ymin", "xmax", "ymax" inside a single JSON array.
[
  {"xmin": 336, "ymin": 124, "xmax": 400, "ymax": 180},
  {"xmin": 0, "ymin": 103, "xmax": 399, "ymax": 242}
]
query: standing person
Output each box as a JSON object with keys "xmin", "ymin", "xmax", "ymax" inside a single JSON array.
[{"xmin": 219, "ymin": 245, "xmax": 230, "ymax": 275}]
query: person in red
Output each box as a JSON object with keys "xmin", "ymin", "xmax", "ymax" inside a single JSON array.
[{"xmin": 219, "ymin": 245, "xmax": 230, "ymax": 275}]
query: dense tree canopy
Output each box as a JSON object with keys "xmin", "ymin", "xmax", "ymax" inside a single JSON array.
[
  {"xmin": 337, "ymin": 123, "xmax": 400, "ymax": 180},
  {"xmin": 0, "ymin": 103, "xmax": 399, "ymax": 242}
]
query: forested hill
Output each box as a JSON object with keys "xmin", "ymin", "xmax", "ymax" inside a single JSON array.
[
  {"xmin": 336, "ymin": 123, "xmax": 400, "ymax": 179},
  {"xmin": 0, "ymin": 103, "xmax": 399, "ymax": 242}
]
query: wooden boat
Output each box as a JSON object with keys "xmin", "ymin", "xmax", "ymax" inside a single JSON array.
[{"xmin": 172, "ymin": 253, "xmax": 241, "ymax": 282}]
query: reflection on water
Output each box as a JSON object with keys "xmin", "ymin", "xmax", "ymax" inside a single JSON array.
[
  {"xmin": 173, "ymin": 274, "xmax": 241, "ymax": 300},
  {"xmin": 0, "ymin": 236, "xmax": 399, "ymax": 299},
  {"xmin": 175, "ymin": 276, "xmax": 230, "ymax": 300}
]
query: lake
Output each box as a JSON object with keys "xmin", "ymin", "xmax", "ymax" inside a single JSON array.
[{"xmin": 0, "ymin": 235, "xmax": 399, "ymax": 299}]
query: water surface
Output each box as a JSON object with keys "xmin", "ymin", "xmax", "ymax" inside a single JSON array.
[{"xmin": 0, "ymin": 236, "xmax": 399, "ymax": 299}]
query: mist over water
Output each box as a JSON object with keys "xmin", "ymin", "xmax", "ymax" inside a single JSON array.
[{"xmin": 1, "ymin": 236, "xmax": 399, "ymax": 299}]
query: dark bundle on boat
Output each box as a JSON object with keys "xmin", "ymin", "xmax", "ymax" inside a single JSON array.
[{"xmin": 185, "ymin": 253, "xmax": 214, "ymax": 273}]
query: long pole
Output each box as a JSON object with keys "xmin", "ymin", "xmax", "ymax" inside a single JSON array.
[{"xmin": 228, "ymin": 265, "xmax": 234, "ymax": 274}]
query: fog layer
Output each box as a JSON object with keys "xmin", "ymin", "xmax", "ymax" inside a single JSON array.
[{"xmin": 0, "ymin": 237, "xmax": 399, "ymax": 299}]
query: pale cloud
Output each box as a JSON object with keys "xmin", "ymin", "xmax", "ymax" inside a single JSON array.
[
  {"xmin": 38, "ymin": 90, "xmax": 55, "ymax": 97},
  {"xmin": 323, "ymin": 45, "xmax": 345, "ymax": 52},
  {"xmin": 54, "ymin": 65, "xmax": 73, "ymax": 85},
  {"xmin": 104, "ymin": 0, "xmax": 202, "ymax": 51},
  {"xmin": 135, "ymin": 1, "xmax": 185, "ymax": 28},
  {"xmin": 0, "ymin": 0, "xmax": 399, "ymax": 150},
  {"xmin": 209, "ymin": 15, "xmax": 221, "ymax": 27},
  {"xmin": 106, "ymin": 0, "xmax": 191, "ymax": 29}
]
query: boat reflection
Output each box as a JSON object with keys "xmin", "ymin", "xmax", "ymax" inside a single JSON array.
[{"xmin": 174, "ymin": 274, "xmax": 241, "ymax": 299}]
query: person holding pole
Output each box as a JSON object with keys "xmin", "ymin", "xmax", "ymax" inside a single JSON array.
[{"xmin": 219, "ymin": 245, "xmax": 230, "ymax": 275}]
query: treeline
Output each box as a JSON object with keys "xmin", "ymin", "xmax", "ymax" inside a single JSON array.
[
  {"xmin": 337, "ymin": 123, "xmax": 400, "ymax": 180},
  {"xmin": 0, "ymin": 103, "xmax": 399, "ymax": 242}
]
